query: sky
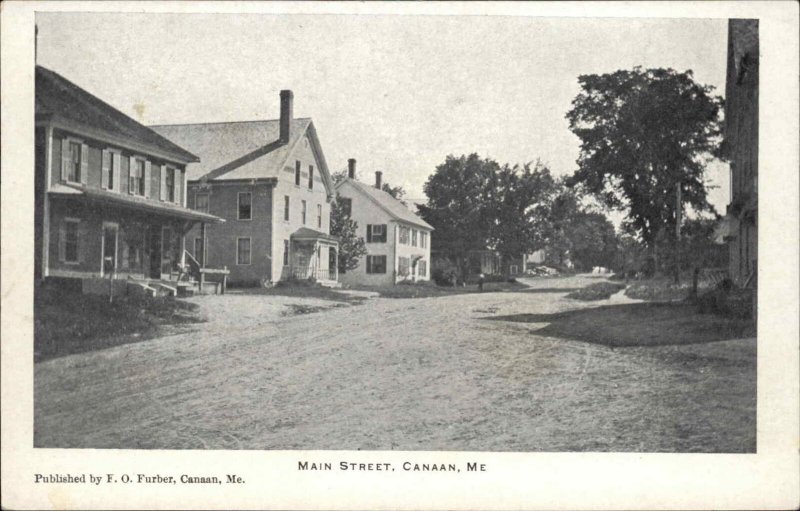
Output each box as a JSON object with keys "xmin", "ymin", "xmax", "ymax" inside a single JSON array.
[{"xmin": 36, "ymin": 13, "xmax": 730, "ymax": 215}]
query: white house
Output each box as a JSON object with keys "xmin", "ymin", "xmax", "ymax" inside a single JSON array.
[{"xmin": 335, "ymin": 160, "xmax": 433, "ymax": 286}]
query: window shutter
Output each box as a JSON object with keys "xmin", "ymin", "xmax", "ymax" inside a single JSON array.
[
  {"xmin": 60, "ymin": 139, "xmax": 70, "ymax": 181},
  {"xmin": 366, "ymin": 225, "xmax": 373, "ymax": 243},
  {"xmin": 80, "ymin": 144, "xmax": 89, "ymax": 185},
  {"xmin": 112, "ymin": 153, "xmax": 121, "ymax": 193},
  {"xmin": 174, "ymin": 169, "xmax": 181, "ymax": 204},
  {"xmin": 58, "ymin": 223, "xmax": 66, "ymax": 262},
  {"xmin": 144, "ymin": 161, "xmax": 152, "ymax": 198},
  {"xmin": 101, "ymin": 150, "xmax": 109, "ymax": 189},
  {"xmin": 160, "ymin": 165, "xmax": 167, "ymax": 201},
  {"xmin": 128, "ymin": 156, "xmax": 136, "ymax": 194}
]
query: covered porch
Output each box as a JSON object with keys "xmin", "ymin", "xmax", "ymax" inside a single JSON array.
[
  {"xmin": 45, "ymin": 184, "xmax": 224, "ymax": 296},
  {"xmin": 289, "ymin": 227, "xmax": 339, "ymax": 286}
]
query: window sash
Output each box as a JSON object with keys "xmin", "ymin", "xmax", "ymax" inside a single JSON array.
[
  {"xmin": 295, "ymin": 161, "xmax": 301, "ymax": 186},
  {"xmin": 64, "ymin": 221, "xmax": 79, "ymax": 263},
  {"xmin": 238, "ymin": 192, "xmax": 252, "ymax": 220},
  {"xmin": 165, "ymin": 168, "xmax": 175, "ymax": 202},
  {"xmin": 284, "ymin": 196, "xmax": 290, "ymax": 221},
  {"xmin": 301, "ymin": 200, "xmax": 307, "ymax": 224},
  {"xmin": 367, "ymin": 224, "xmax": 387, "ymax": 243},
  {"xmin": 237, "ymin": 238, "xmax": 251, "ymax": 265},
  {"xmin": 308, "ymin": 165, "xmax": 314, "ymax": 189},
  {"xmin": 317, "ymin": 204, "xmax": 322, "ymax": 228},
  {"xmin": 283, "ymin": 240, "xmax": 289, "ymax": 266},
  {"xmin": 195, "ymin": 193, "xmax": 209, "ymax": 213},
  {"xmin": 68, "ymin": 142, "xmax": 81, "ymax": 182},
  {"xmin": 367, "ymin": 255, "xmax": 387, "ymax": 274}
]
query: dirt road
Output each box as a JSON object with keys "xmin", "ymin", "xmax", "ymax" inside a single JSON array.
[{"xmin": 35, "ymin": 275, "xmax": 756, "ymax": 452}]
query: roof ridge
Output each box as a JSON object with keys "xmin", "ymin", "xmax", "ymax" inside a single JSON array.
[
  {"xmin": 148, "ymin": 118, "xmax": 313, "ymax": 128},
  {"xmin": 36, "ymin": 65, "xmax": 198, "ymax": 162}
]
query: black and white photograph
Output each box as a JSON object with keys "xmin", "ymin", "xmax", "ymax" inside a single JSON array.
[{"xmin": 2, "ymin": 2, "xmax": 798, "ymax": 510}]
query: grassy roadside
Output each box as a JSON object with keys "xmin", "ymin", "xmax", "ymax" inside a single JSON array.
[
  {"xmin": 229, "ymin": 282, "xmax": 365, "ymax": 303},
  {"xmin": 348, "ymin": 280, "xmax": 526, "ymax": 299},
  {"xmin": 35, "ymin": 284, "xmax": 203, "ymax": 362},
  {"xmin": 565, "ymin": 281, "xmax": 626, "ymax": 301}
]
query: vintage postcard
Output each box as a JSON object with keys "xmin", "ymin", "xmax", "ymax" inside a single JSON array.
[{"xmin": 1, "ymin": 1, "xmax": 798, "ymax": 509}]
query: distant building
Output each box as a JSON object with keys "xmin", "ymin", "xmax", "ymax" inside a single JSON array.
[
  {"xmin": 335, "ymin": 160, "xmax": 433, "ymax": 285},
  {"xmin": 722, "ymin": 19, "xmax": 758, "ymax": 287},
  {"xmin": 151, "ymin": 91, "xmax": 339, "ymax": 286},
  {"xmin": 34, "ymin": 66, "xmax": 223, "ymax": 295}
]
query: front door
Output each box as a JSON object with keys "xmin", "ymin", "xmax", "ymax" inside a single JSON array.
[
  {"xmin": 148, "ymin": 227, "xmax": 162, "ymax": 279},
  {"xmin": 328, "ymin": 247, "xmax": 337, "ymax": 279},
  {"xmin": 101, "ymin": 223, "xmax": 118, "ymax": 276}
]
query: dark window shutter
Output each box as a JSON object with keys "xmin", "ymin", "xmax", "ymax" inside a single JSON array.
[{"xmin": 366, "ymin": 225, "xmax": 373, "ymax": 243}]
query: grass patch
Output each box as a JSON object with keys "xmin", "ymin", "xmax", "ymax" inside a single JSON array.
[
  {"xmin": 486, "ymin": 302, "xmax": 756, "ymax": 347},
  {"xmin": 565, "ymin": 281, "xmax": 625, "ymax": 301},
  {"xmin": 349, "ymin": 280, "xmax": 526, "ymax": 299},
  {"xmin": 625, "ymin": 279, "xmax": 694, "ymax": 302},
  {"xmin": 230, "ymin": 281, "xmax": 364, "ymax": 303},
  {"xmin": 35, "ymin": 283, "xmax": 203, "ymax": 362}
]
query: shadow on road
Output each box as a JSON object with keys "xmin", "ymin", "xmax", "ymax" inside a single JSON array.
[{"xmin": 483, "ymin": 302, "xmax": 756, "ymax": 347}]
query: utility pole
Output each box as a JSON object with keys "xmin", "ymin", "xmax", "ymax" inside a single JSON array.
[{"xmin": 675, "ymin": 182, "xmax": 682, "ymax": 284}]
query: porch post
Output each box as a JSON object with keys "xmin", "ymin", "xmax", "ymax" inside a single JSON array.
[
  {"xmin": 179, "ymin": 223, "xmax": 187, "ymax": 268},
  {"xmin": 199, "ymin": 222, "xmax": 207, "ymax": 292}
]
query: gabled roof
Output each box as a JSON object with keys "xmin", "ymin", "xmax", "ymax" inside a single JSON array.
[
  {"xmin": 149, "ymin": 119, "xmax": 333, "ymax": 196},
  {"xmin": 336, "ymin": 178, "xmax": 433, "ymax": 230},
  {"xmin": 35, "ymin": 66, "xmax": 199, "ymax": 164}
]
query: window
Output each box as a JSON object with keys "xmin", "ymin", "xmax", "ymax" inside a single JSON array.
[
  {"xmin": 238, "ymin": 192, "xmax": 252, "ymax": 220},
  {"xmin": 308, "ymin": 165, "xmax": 314, "ymax": 189},
  {"xmin": 301, "ymin": 200, "xmax": 307, "ymax": 224},
  {"xmin": 420, "ymin": 232, "xmax": 428, "ymax": 249},
  {"xmin": 366, "ymin": 255, "xmax": 387, "ymax": 274},
  {"xmin": 62, "ymin": 219, "xmax": 80, "ymax": 263},
  {"xmin": 411, "ymin": 229, "xmax": 418, "ymax": 247},
  {"xmin": 339, "ymin": 197, "xmax": 352, "ymax": 217},
  {"xmin": 130, "ymin": 159, "xmax": 146, "ymax": 196},
  {"xmin": 102, "ymin": 151, "xmax": 115, "ymax": 190},
  {"xmin": 418, "ymin": 260, "xmax": 427, "ymax": 277},
  {"xmin": 67, "ymin": 141, "xmax": 81, "ymax": 182},
  {"xmin": 237, "ymin": 238, "xmax": 251, "ymax": 265},
  {"xmin": 398, "ymin": 256, "xmax": 410, "ymax": 277},
  {"xmin": 295, "ymin": 160, "xmax": 301, "ymax": 186},
  {"xmin": 283, "ymin": 240, "xmax": 290, "ymax": 266},
  {"xmin": 399, "ymin": 226, "xmax": 410, "ymax": 245},
  {"xmin": 195, "ymin": 193, "xmax": 209, "ymax": 213},
  {"xmin": 284, "ymin": 195, "xmax": 290, "ymax": 221},
  {"xmin": 366, "ymin": 224, "xmax": 387, "ymax": 243},
  {"xmin": 317, "ymin": 204, "xmax": 322, "ymax": 228},
  {"xmin": 165, "ymin": 167, "xmax": 176, "ymax": 202}
]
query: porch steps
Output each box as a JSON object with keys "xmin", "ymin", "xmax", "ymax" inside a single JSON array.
[
  {"xmin": 126, "ymin": 281, "xmax": 158, "ymax": 298},
  {"xmin": 152, "ymin": 282, "xmax": 177, "ymax": 297}
]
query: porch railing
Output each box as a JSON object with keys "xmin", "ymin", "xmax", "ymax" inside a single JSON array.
[{"xmin": 292, "ymin": 266, "xmax": 337, "ymax": 281}]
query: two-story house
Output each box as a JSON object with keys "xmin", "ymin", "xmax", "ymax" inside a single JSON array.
[
  {"xmin": 335, "ymin": 160, "xmax": 433, "ymax": 286},
  {"xmin": 722, "ymin": 19, "xmax": 758, "ymax": 287},
  {"xmin": 150, "ymin": 91, "xmax": 339, "ymax": 287},
  {"xmin": 34, "ymin": 65, "xmax": 223, "ymax": 295}
]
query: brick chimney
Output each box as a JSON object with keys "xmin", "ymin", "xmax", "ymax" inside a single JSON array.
[
  {"xmin": 375, "ymin": 171, "xmax": 383, "ymax": 190},
  {"xmin": 348, "ymin": 159, "xmax": 357, "ymax": 179},
  {"xmin": 279, "ymin": 90, "xmax": 293, "ymax": 144}
]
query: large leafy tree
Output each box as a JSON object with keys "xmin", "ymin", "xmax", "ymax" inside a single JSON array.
[
  {"xmin": 566, "ymin": 67, "xmax": 723, "ymax": 248},
  {"xmin": 419, "ymin": 154, "xmax": 555, "ymax": 276},
  {"xmin": 329, "ymin": 198, "xmax": 367, "ymax": 273}
]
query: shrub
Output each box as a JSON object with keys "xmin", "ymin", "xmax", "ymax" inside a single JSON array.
[{"xmin": 565, "ymin": 281, "xmax": 625, "ymax": 301}]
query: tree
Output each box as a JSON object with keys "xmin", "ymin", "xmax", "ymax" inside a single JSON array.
[
  {"xmin": 541, "ymin": 179, "xmax": 617, "ymax": 271},
  {"xmin": 419, "ymin": 154, "xmax": 555, "ymax": 277},
  {"xmin": 565, "ymin": 67, "xmax": 723, "ymax": 251},
  {"xmin": 329, "ymin": 198, "xmax": 367, "ymax": 273}
]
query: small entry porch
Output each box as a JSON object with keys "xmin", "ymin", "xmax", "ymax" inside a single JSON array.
[{"xmin": 289, "ymin": 227, "xmax": 339, "ymax": 287}]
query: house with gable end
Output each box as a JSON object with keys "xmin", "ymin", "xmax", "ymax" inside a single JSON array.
[
  {"xmin": 150, "ymin": 90, "xmax": 339, "ymax": 286},
  {"xmin": 34, "ymin": 65, "xmax": 224, "ymax": 296},
  {"xmin": 335, "ymin": 159, "xmax": 433, "ymax": 286}
]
